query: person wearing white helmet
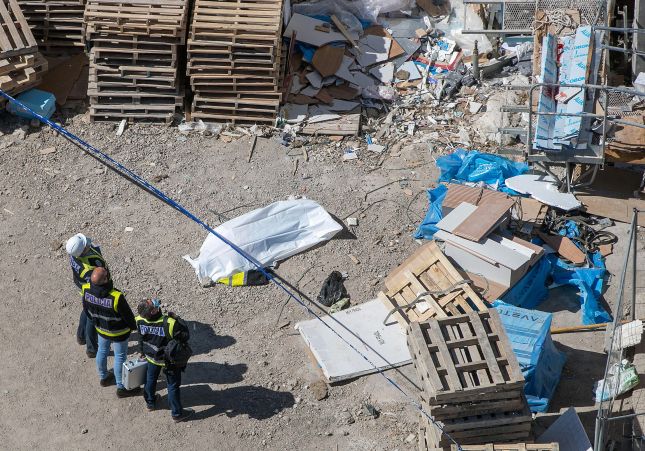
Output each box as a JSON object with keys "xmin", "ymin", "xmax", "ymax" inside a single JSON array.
[{"xmin": 65, "ymin": 233, "xmax": 109, "ymax": 358}]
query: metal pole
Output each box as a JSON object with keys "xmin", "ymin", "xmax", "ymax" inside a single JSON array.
[
  {"xmin": 632, "ymin": 208, "xmax": 638, "ymax": 321},
  {"xmin": 473, "ymin": 40, "xmax": 480, "ymax": 82}
]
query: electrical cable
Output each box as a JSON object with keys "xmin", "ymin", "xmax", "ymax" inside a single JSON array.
[{"xmin": 0, "ymin": 89, "xmax": 463, "ymax": 449}]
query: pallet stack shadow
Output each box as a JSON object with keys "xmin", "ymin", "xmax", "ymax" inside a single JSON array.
[
  {"xmin": 187, "ymin": 0, "xmax": 284, "ymax": 124},
  {"xmin": 409, "ymin": 310, "xmax": 532, "ymax": 450},
  {"xmin": 83, "ymin": 0, "xmax": 188, "ymax": 123},
  {"xmin": 17, "ymin": 0, "xmax": 85, "ymax": 56},
  {"xmin": 0, "ymin": 0, "xmax": 47, "ymax": 106}
]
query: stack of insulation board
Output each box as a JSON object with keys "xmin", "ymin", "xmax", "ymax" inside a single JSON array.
[
  {"xmin": 409, "ymin": 311, "xmax": 532, "ymax": 450},
  {"xmin": 84, "ymin": 0, "xmax": 188, "ymax": 123},
  {"xmin": 17, "ymin": 0, "xmax": 85, "ymax": 55},
  {"xmin": 187, "ymin": 0, "xmax": 284, "ymax": 124},
  {"xmin": 0, "ymin": 0, "xmax": 48, "ymax": 105}
]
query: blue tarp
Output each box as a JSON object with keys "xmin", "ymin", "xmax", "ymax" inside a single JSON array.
[
  {"xmin": 413, "ymin": 185, "xmax": 447, "ymax": 240},
  {"xmin": 493, "ymin": 301, "xmax": 567, "ymax": 413},
  {"xmin": 436, "ymin": 148, "xmax": 529, "ymax": 193},
  {"xmin": 500, "ymin": 256, "xmax": 551, "ymax": 309},
  {"xmin": 547, "ymin": 251, "xmax": 612, "ymax": 325}
]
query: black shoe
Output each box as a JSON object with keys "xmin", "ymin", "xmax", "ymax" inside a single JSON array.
[
  {"xmin": 116, "ymin": 387, "xmax": 142, "ymax": 398},
  {"xmin": 77, "ymin": 337, "xmax": 86, "ymax": 346},
  {"xmin": 172, "ymin": 408, "xmax": 194, "ymax": 423},
  {"xmin": 146, "ymin": 394, "xmax": 161, "ymax": 411},
  {"xmin": 100, "ymin": 371, "xmax": 115, "ymax": 387},
  {"xmin": 86, "ymin": 350, "xmax": 96, "ymax": 358}
]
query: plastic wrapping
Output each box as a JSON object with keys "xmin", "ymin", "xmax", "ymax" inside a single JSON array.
[
  {"xmin": 293, "ymin": 1, "xmax": 371, "ymax": 33},
  {"xmin": 547, "ymin": 252, "xmax": 612, "ymax": 325},
  {"xmin": 493, "ymin": 301, "xmax": 567, "ymax": 413},
  {"xmin": 433, "ymin": 0, "xmax": 493, "ymax": 54},
  {"xmin": 436, "ymin": 148, "xmax": 529, "ymax": 193},
  {"xmin": 499, "ymin": 256, "xmax": 550, "ymax": 309},
  {"xmin": 183, "ymin": 199, "xmax": 343, "ymax": 284},
  {"xmin": 413, "ymin": 184, "xmax": 447, "ymax": 240},
  {"xmin": 594, "ymin": 359, "xmax": 639, "ymax": 402}
]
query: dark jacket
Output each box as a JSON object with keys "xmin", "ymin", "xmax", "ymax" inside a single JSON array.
[
  {"xmin": 82, "ymin": 280, "xmax": 136, "ymax": 342},
  {"xmin": 70, "ymin": 245, "xmax": 107, "ymax": 289},
  {"xmin": 136, "ymin": 312, "xmax": 189, "ymax": 366}
]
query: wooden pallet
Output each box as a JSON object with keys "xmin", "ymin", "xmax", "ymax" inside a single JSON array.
[
  {"xmin": 378, "ymin": 242, "xmax": 488, "ymax": 327},
  {"xmin": 0, "ymin": 0, "xmax": 38, "ymax": 58},
  {"xmin": 17, "ymin": 0, "xmax": 85, "ymax": 54},
  {"xmin": 408, "ymin": 310, "xmax": 524, "ymax": 404},
  {"xmin": 450, "ymin": 444, "xmax": 559, "ymax": 451}
]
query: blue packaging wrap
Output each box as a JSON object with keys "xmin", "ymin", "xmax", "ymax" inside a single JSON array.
[
  {"xmin": 500, "ymin": 256, "xmax": 551, "ymax": 309},
  {"xmin": 436, "ymin": 148, "xmax": 529, "ymax": 193},
  {"xmin": 413, "ymin": 184, "xmax": 447, "ymax": 240},
  {"xmin": 493, "ymin": 301, "xmax": 567, "ymax": 413}
]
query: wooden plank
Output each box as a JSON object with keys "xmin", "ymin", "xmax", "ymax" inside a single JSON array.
[
  {"xmin": 426, "ymin": 320, "xmax": 463, "ymax": 392},
  {"xmin": 408, "ymin": 322, "xmax": 444, "ymax": 394},
  {"xmin": 468, "ymin": 311, "xmax": 504, "ymax": 385},
  {"xmin": 452, "ymin": 198, "xmax": 514, "ymax": 242},
  {"xmin": 537, "ymin": 231, "xmax": 586, "ymax": 265}
]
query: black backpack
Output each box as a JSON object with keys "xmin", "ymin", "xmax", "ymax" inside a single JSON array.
[{"xmin": 163, "ymin": 317, "xmax": 193, "ymax": 368}]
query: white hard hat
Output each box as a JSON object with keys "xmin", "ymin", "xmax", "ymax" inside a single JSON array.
[{"xmin": 66, "ymin": 233, "xmax": 88, "ymax": 257}]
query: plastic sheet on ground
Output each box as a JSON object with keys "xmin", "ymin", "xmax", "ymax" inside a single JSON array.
[
  {"xmin": 413, "ymin": 184, "xmax": 447, "ymax": 240},
  {"xmin": 436, "ymin": 148, "xmax": 529, "ymax": 193},
  {"xmin": 493, "ymin": 301, "xmax": 567, "ymax": 413},
  {"xmin": 547, "ymin": 251, "xmax": 612, "ymax": 325},
  {"xmin": 500, "ymin": 256, "xmax": 550, "ymax": 309},
  {"xmin": 184, "ymin": 199, "xmax": 342, "ymax": 285}
]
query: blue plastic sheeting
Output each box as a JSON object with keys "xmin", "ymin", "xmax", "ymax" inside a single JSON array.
[
  {"xmin": 436, "ymin": 148, "xmax": 529, "ymax": 193},
  {"xmin": 493, "ymin": 301, "xmax": 567, "ymax": 413},
  {"xmin": 547, "ymin": 251, "xmax": 612, "ymax": 325},
  {"xmin": 413, "ymin": 184, "xmax": 447, "ymax": 240},
  {"xmin": 6, "ymin": 89, "xmax": 56, "ymax": 120},
  {"xmin": 500, "ymin": 256, "xmax": 550, "ymax": 309}
]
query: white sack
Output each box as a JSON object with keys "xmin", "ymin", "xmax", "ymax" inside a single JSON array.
[{"xmin": 183, "ymin": 199, "xmax": 342, "ymax": 284}]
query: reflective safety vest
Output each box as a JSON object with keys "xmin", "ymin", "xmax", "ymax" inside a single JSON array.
[
  {"xmin": 81, "ymin": 283, "xmax": 130, "ymax": 339},
  {"xmin": 216, "ymin": 270, "xmax": 269, "ymax": 287},
  {"xmin": 135, "ymin": 315, "xmax": 177, "ymax": 366},
  {"xmin": 71, "ymin": 247, "xmax": 107, "ymax": 287}
]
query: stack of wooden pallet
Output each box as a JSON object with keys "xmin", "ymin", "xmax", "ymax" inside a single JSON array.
[
  {"xmin": 84, "ymin": 0, "xmax": 188, "ymax": 123},
  {"xmin": 187, "ymin": 0, "xmax": 284, "ymax": 124},
  {"xmin": 448, "ymin": 445, "xmax": 559, "ymax": 451},
  {"xmin": 0, "ymin": 0, "xmax": 47, "ymax": 104},
  {"xmin": 409, "ymin": 311, "xmax": 532, "ymax": 450},
  {"xmin": 17, "ymin": 0, "xmax": 85, "ymax": 55}
]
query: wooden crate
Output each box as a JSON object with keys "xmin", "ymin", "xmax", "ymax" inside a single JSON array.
[
  {"xmin": 408, "ymin": 310, "xmax": 524, "ymax": 403},
  {"xmin": 379, "ymin": 241, "xmax": 488, "ymax": 327},
  {"xmin": 1, "ymin": 0, "xmax": 38, "ymax": 58}
]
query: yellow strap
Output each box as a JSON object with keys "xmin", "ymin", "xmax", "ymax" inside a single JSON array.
[
  {"xmin": 95, "ymin": 325, "xmax": 130, "ymax": 337},
  {"xmin": 167, "ymin": 316, "xmax": 176, "ymax": 337}
]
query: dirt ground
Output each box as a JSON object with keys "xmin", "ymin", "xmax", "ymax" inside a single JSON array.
[{"xmin": 0, "ymin": 111, "xmax": 639, "ymax": 450}]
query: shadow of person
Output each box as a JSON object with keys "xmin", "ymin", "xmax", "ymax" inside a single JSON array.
[
  {"xmin": 183, "ymin": 361, "xmax": 247, "ymax": 385},
  {"xmin": 181, "ymin": 384, "xmax": 295, "ymax": 421},
  {"xmin": 185, "ymin": 321, "xmax": 235, "ymax": 355}
]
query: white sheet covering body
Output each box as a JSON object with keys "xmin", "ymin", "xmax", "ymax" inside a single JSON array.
[{"xmin": 184, "ymin": 199, "xmax": 342, "ymax": 284}]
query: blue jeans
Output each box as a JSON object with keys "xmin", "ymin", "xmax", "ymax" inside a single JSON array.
[
  {"xmin": 144, "ymin": 362, "xmax": 183, "ymax": 417},
  {"xmin": 96, "ymin": 334, "xmax": 129, "ymax": 389},
  {"xmin": 77, "ymin": 310, "xmax": 98, "ymax": 354}
]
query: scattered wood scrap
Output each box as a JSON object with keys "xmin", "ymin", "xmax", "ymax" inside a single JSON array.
[{"xmin": 538, "ymin": 231, "xmax": 586, "ymax": 265}]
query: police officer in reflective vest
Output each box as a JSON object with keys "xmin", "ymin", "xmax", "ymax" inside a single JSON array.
[
  {"xmin": 66, "ymin": 233, "xmax": 108, "ymax": 358},
  {"xmin": 136, "ymin": 299, "xmax": 194, "ymax": 422},
  {"xmin": 82, "ymin": 267, "xmax": 140, "ymax": 398}
]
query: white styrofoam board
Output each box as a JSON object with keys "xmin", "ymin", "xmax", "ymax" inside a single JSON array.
[
  {"xmin": 537, "ymin": 407, "xmax": 592, "ymax": 451},
  {"xmin": 434, "ymin": 230, "xmax": 530, "ymax": 271},
  {"xmin": 436, "ymin": 202, "xmax": 478, "ymax": 233},
  {"xmin": 284, "ymin": 14, "xmax": 359, "ymax": 47},
  {"xmin": 295, "ymin": 299, "xmax": 411, "ymax": 382},
  {"xmin": 443, "ymin": 241, "xmax": 513, "ymax": 287},
  {"xmin": 506, "ymin": 174, "xmax": 581, "ymax": 211}
]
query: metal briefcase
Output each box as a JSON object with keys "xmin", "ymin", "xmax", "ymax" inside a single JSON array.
[{"xmin": 122, "ymin": 359, "xmax": 147, "ymax": 389}]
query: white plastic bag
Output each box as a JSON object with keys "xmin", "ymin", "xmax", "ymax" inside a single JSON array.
[
  {"xmin": 594, "ymin": 359, "xmax": 639, "ymax": 402},
  {"xmin": 183, "ymin": 199, "xmax": 342, "ymax": 285}
]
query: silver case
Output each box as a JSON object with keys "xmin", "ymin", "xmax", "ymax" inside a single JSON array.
[{"xmin": 122, "ymin": 359, "xmax": 147, "ymax": 389}]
